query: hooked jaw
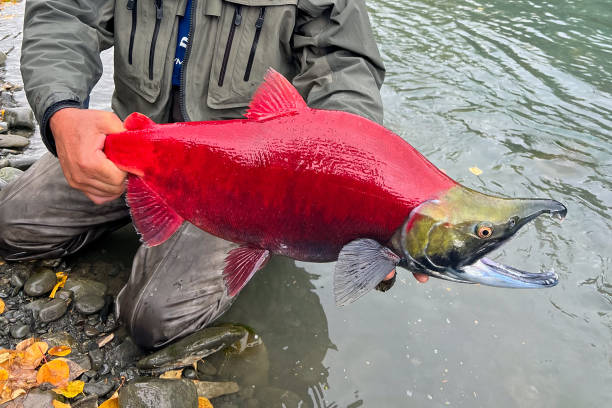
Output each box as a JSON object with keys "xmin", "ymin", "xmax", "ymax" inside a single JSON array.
[{"xmin": 398, "ymin": 186, "xmax": 567, "ymax": 289}]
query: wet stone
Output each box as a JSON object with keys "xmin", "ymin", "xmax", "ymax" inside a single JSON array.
[
  {"xmin": 64, "ymin": 278, "xmax": 107, "ymax": 300},
  {"xmin": 22, "ymin": 389, "xmax": 56, "ymax": 408},
  {"xmin": 137, "ymin": 325, "xmax": 247, "ymax": 372},
  {"xmin": 0, "ymin": 158, "xmax": 8, "ymax": 168},
  {"xmin": 193, "ymin": 380, "xmax": 240, "ymax": 399},
  {"xmin": 3, "ymin": 107, "xmax": 35, "ymax": 130},
  {"xmin": 39, "ymin": 298, "xmax": 68, "ymax": 322},
  {"xmin": 75, "ymin": 294, "xmax": 105, "ymax": 315},
  {"xmin": 182, "ymin": 367, "xmax": 197, "ymax": 379},
  {"xmin": 10, "ymin": 324, "xmax": 29, "ymax": 339},
  {"xmin": 0, "ymin": 134, "xmax": 29, "ymax": 148},
  {"xmin": 24, "ymin": 268, "xmax": 56, "ymax": 297},
  {"xmin": 119, "ymin": 378, "xmax": 198, "ymax": 408},
  {"xmin": 84, "ymin": 379, "xmax": 114, "ymax": 397},
  {"xmin": 24, "ymin": 298, "xmax": 50, "ymax": 317},
  {"xmin": 0, "ymin": 51, "xmax": 5, "ymax": 66},
  {"xmin": 0, "ymin": 121, "xmax": 7, "ymax": 134},
  {"xmin": 10, "ymin": 273, "xmax": 25, "ymax": 289},
  {"xmin": 42, "ymin": 331, "xmax": 78, "ymax": 349},
  {"xmin": 55, "ymin": 288, "xmax": 73, "ymax": 302},
  {"xmin": 8, "ymin": 155, "xmax": 37, "ymax": 170},
  {"xmin": 0, "ymin": 166, "xmax": 24, "ymax": 186},
  {"xmin": 84, "ymin": 325, "xmax": 100, "ymax": 337},
  {"xmin": 88, "ymin": 348, "xmax": 104, "ymax": 370},
  {"xmin": 71, "ymin": 395, "xmax": 98, "ymax": 408}
]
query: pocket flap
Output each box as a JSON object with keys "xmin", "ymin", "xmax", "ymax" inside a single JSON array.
[{"xmin": 205, "ymin": 0, "xmax": 297, "ymax": 15}]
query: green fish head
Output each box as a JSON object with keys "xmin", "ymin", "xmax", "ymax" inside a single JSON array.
[{"xmin": 394, "ymin": 185, "xmax": 567, "ymax": 288}]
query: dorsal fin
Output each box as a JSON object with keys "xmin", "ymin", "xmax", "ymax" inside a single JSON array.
[
  {"xmin": 124, "ymin": 112, "xmax": 157, "ymax": 131},
  {"xmin": 245, "ymin": 68, "xmax": 308, "ymax": 121}
]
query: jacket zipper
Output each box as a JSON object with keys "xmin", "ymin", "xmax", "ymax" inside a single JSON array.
[
  {"xmin": 243, "ymin": 7, "xmax": 266, "ymax": 82},
  {"xmin": 218, "ymin": 5, "xmax": 242, "ymax": 87},
  {"xmin": 149, "ymin": 0, "xmax": 163, "ymax": 80},
  {"xmin": 126, "ymin": 0, "xmax": 138, "ymax": 64},
  {"xmin": 179, "ymin": 0, "xmax": 197, "ymax": 121}
]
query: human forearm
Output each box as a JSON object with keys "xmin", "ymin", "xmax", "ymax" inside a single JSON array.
[{"xmin": 21, "ymin": 0, "xmax": 114, "ymax": 155}]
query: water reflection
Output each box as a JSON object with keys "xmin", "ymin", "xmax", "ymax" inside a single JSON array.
[{"xmin": 221, "ymin": 256, "xmax": 346, "ymax": 407}]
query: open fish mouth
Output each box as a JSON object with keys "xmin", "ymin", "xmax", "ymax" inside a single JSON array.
[{"xmin": 444, "ymin": 257, "xmax": 559, "ymax": 288}]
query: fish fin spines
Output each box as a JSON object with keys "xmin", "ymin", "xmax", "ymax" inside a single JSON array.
[
  {"xmin": 224, "ymin": 246, "xmax": 270, "ymax": 296},
  {"xmin": 124, "ymin": 112, "xmax": 157, "ymax": 131},
  {"xmin": 245, "ymin": 68, "xmax": 308, "ymax": 121},
  {"xmin": 334, "ymin": 239, "xmax": 401, "ymax": 307},
  {"xmin": 126, "ymin": 175, "xmax": 184, "ymax": 246}
]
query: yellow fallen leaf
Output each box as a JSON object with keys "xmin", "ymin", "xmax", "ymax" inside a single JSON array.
[
  {"xmin": 160, "ymin": 369, "xmax": 183, "ymax": 379},
  {"xmin": 48, "ymin": 346, "xmax": 72, "ymax": 357},
  {"xmin": 98, "ymin": 392, "xmax": 119, "ymax": 408},
  {"xmin": 0, "ymin": 299, "xmax": 4, "ymax": 314},
  {"xmin": 37, "ymin": 359, "xmax": 70, "ymax": 387},
  {"xmin": 15, "ymin": 338, "xmax": 37, "ymax": 352},
  {"xmin": 198, "ymin": 397, "xmax": 213, "ymax": 408},
  {"xmin": 469, "ymin": 166, "xmax": 483, "ymax": 176},
  {"xmin": 53, "ymin": 380, "xmax": 84, "ymax": 398},
  {"xmin": 0, "ymin": 368, "xmax": 8, "ymax": 380},
  {"xmin": 53, "ymin": 400, "xmax": 71, "ymax": 408},
  {"xmin": 22, "ymin": 341, "xmax": 49, "ymax": 369},
  {"xmin": 49, "ymin": 272, "xmax": 68, "ymax": 299}
]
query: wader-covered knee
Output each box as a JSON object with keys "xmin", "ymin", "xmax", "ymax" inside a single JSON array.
[
  {"xmin": 0, "ymin": 153, "xmax": 129, "ymax": 261},
  {"xmin": 116, "ymin": 224, "xmax": 238, "ymax": 349}
]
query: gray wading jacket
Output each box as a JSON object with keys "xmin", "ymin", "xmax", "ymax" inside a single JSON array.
[{"xmin": 21, "ymin": 0, "xmax": 385, "ymax": 156}]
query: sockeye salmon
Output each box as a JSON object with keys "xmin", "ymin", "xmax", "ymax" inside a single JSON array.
[{"xmin": 105, "ymin": 69, "xmax": 567, "ymax": 306}]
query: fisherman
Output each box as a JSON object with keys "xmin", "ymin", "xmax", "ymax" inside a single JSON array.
[{"xmin": 0, "ymin": 0, "xmax": 427, "ymax": 349}]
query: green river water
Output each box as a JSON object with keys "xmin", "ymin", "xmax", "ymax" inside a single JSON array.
[{"xmin": 1, "ymin": 0, "xmax": 610, "ymax": 406}]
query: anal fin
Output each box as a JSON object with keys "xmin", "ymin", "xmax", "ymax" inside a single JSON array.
[
  {"xmin": 127, "ymin": 175, "xmax": 184, "ymax": 246},
  {"xmin": 224, "ymin": 246, "xmax": 270, "ymax": 297},
  {"xmin": 334, "ymin": 239, "xmax": 400, "ymax": 307}
]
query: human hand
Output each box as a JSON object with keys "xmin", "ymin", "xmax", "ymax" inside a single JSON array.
[
  {"xmin": 50, "ymin": 108, "xmax": 127, "ymax": 204},
  {"xmin": 383, "ymin": 270, "xmax": 429, "ymax": 283}
]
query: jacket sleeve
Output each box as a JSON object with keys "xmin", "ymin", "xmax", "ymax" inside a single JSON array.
[
  {"xmin": 292, "ymin": 0, "xmax": 385, "ymax": 124},
  {"xmin": 20, "ymin": 0, "xmax": 115, "ymax": 155}
]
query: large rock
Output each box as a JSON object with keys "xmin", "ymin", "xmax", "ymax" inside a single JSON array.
[
  {"xmin": 23, "ymin": 268, "xmax": 56, "ymax": 297},
  {"xmin": 64, "ymin": 278, "xmax": 107, "ymax": 300},
  {"xmin": 118, "ymin": 378, "xmax": 198, "ymax": 408},
  {"xmin": 38, "ymin": 298, "xmax": 68, "ymax": 322},
  {"xmin": 0, "ymin": 134, "xmax": 29, "ymax": 148},
  {"xmin": 3, "ymin": 107, "xmax": 35, "ymax": 130},
  {"xmin": 137, "ymin": 325, "xmax": 247, "ymax": 373},
  {"xmin": 74, "ymin": 294, "xmax": 105, "ymax": 315}
]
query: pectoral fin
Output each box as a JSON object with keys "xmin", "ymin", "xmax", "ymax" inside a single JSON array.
[
  {"xmin": 334, "ymin": 239, "xmax": 401, "ymax": 307},
  {"xmin": 224, "ymin": 246, "xmax": 270, "ymax": 297},
  {"xmin": 126, "ymin": 175, "xmax": 184, "ymax": 246}
]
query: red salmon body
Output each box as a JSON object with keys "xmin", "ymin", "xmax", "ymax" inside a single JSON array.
[{"xmin": 105, "ymin": 72, "xmax": 456, "ymax": 263}]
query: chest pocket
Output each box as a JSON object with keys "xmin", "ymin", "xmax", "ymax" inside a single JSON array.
[
  {"xmin": 207, "ymin": 0, "xmax": 298, "ymax": 109},
  {"xmin": 114, "ymin": 0, "xmax": 183, "ymax": 103}
]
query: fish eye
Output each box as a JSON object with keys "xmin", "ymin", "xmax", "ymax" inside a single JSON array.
[{"xmin": 476, "ymin": 223, "xmax": 494, "ymax": 239}]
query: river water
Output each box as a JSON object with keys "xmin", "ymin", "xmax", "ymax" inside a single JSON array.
[{"xmin": 1, "ymin": 0, "xmax": 610, "ymax": 407}]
